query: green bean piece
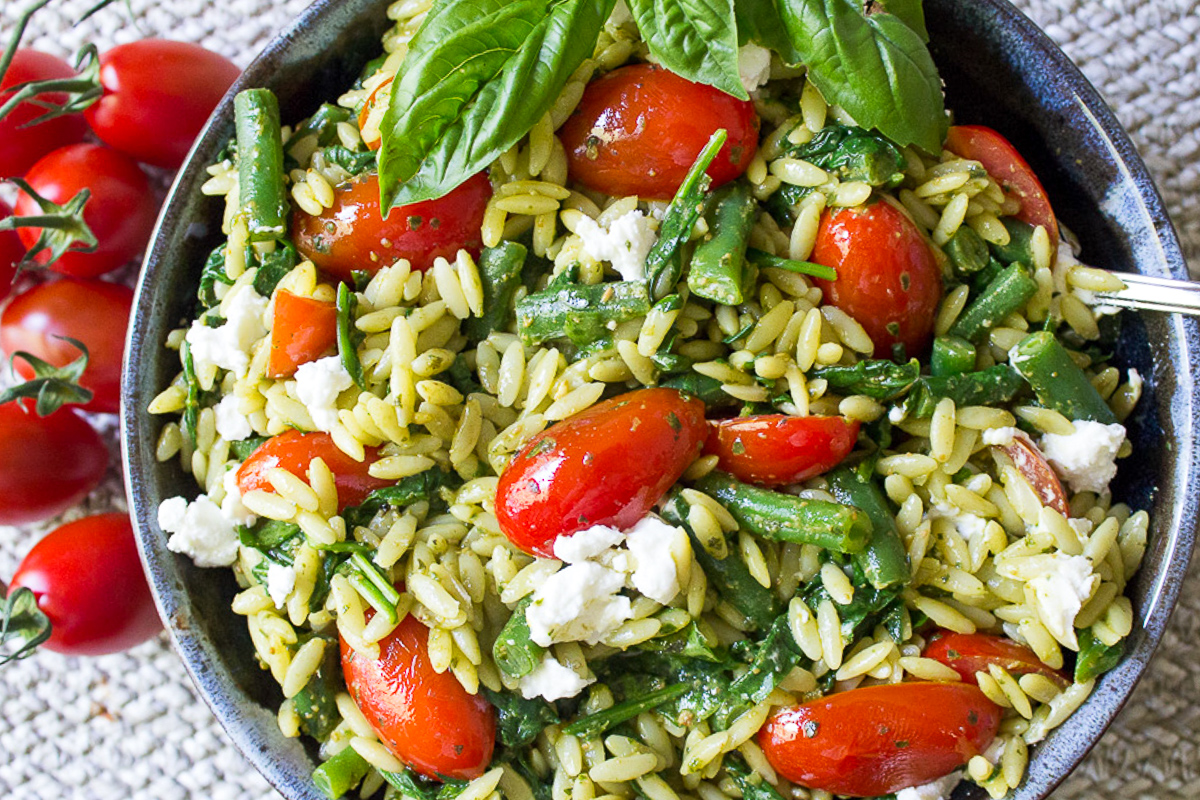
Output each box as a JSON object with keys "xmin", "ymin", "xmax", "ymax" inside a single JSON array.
[
  {"xmin": 989, "ymin": 217, "xmax": 1037, "ymax": 265},
  {"xmin": 493, "ymin": 596, "xmax": 546, "ymax": 679},
  {"xmin": 563, "ymin": 683, "xmax": 690, "ymax": 739},
  {"xmin": 931, "ymin": 335, "xmax": 977, "ymax": 377},
  {"xmin": 687, "ymin": 182, "xmax": 757, "ymax": 305},
  {"xmin": 943, "ymin": 225, "xmax": 990, "ymax": 275},
  {"xmin": 234, "ymin": 88, "xmax": 287, "ymax": 241},
  {"xmin": 312, "ymin": 745, "xmax": 372, "ymax": 799},
  {"xmin": 825, "ymin": 468, "xmax": 909, "ymax": 590},
  {"xmin": 1075, "ymin": 626, "xmax": 1124, "ymax": 683},
  {"xmin": 745, "ymin": 248, "xmax": 837, "ymax": 281},
  {"xmin": 1010, "ymin": 331, "xmax": 1118, "ymax": 423},
  {"xmin": 693, "ymin": 472, "xmax": 872, "ymax": 554},
  {"xmin": 515, "ymin": 278, "xmax": 652, "ymax": 348},
  {"xmin": 904, "ymin": 364, "xmax": 1024, "ymax": 418},
  {"xmin": 336, "ymin": 282, "xmax": 367, "ymax": 390},
  {"xmin": 949, "ymin": 261, "xmax": 1039, "ymax": 343},
  {"xmin": 464, "ymin": 241, "xmax": 527, "ymax": 343}
]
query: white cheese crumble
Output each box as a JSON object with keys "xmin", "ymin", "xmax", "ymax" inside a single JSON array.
[
  {"xmin": 526, "ymin": 562, "xmax": 632, "ymax": 647},
  {"xmin": 981, "ymin": 426, "xmax": 1021, "ymax": 447},
  {"xmin": 1039, "ymin": 420, "xmax": 1126, "ymax": 494},
  {"xmin": 266, "ymin": 563, "xmax": 297, "ymax": 609},
  {"xmin": 574, "ymin": 210, "xmax": 659, "ymax": 282},
  {"xmin": 185, "ymin": 284, "xmax": 268, "ymax": 378},
  {"xmin": 888, "ymin": 404, "xmax": 908, "ymax": 424},
  {"xmin": 625, "ymin": 515, "xmax": 689, "ymax": 604},
  {"xmin": 1028, "ymin": 553, "xmax": 1099, "ymax": 649},
  {"xmin": 220, "ymin": 465, "xmax": 256, "ymax": 526},
  {"xmin": 896, "ymin": 772, "xmax": 963, "ymax": 800},
  {"xmin": 518, "ymin": 653, "xmax": 596, "ymax": 701},
  {"xmin": 158, "ymin": 495, "xmax": 240, "ymax": 567},
  {"xmin": 214, "ymin": 394, "xmax": 252, "ymax": 442},
  {"xmin": 553, "ymin": 524, "xmax": 626, "ymax": 564},
  {"xmin": 294, "ymin": 356, "xmax": 353, "ymax": 432},
  {"xmin": 737, "ymin": 43, "xmax": 772, "ymax": 94}
]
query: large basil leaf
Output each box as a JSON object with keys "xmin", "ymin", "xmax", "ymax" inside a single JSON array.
[
  {"xmin": 378, "ymin": 0, "xmax": 615, "ymax": 210},
  {"xmin": 778, "ymin": 0, "xmax": 945, "ymax": 153},
  {"xmin": 733, "ymin": 0, "xmax": 799, "ymax": 64},
  {"xmin": 627, "ymin": 0, "xmax": 744, "ymax": 99},
  {"xmin": 872, "ymin": 0, "xmax": 928, "ymax": 42}
]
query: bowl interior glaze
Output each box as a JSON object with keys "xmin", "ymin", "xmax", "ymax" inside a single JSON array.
[{"xmin": 122, "ymin": 1, "xmax": 1200, "ymax": 798}]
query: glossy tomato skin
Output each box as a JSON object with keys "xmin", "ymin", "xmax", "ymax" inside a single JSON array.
[
  {"xmin": 0, "ymin": 402, "xmax": 108, "ymax": 525},
  {"xmin": 560, "ymin": 64, "xmax": 759, "ymax": 200},
  {"xmin": 342, "ymin": 614, "xmax": 496, "ymax": 780},
  {"xmin": 267, "ymin": 290, "xmax": 338, "ymax": 377},
  {"xmin": 945, "ymin": 125, "xmax": 1058, "ymax": 253},
  {"xmin": 14, "ymin": 144, "xmax": 158, "ymax": 277},
  {"xmin": 237, "ymin": 430, "xmax": 391, "ymax": 511},
  {"xmin": 294, "ymin": 171, "xmax": 491, "ymax": 282},
  {"xmin": 0, "ymin": 277, "xmax": 133, "ymax": 413},
  {"xmin": 705, "ymin": 415, "xmax": 860, "ymax": 487},
  {"xmin": 0, "ymin": 49, "xmax": 89, "ymax": 176},
  {"xmin": 496, "ymin": 388, "xmax": 708, "ymax": 557},
  {"xmin": 760, "ymin": 682, "xmax": 1002, "ymax": 797},
  {"xmin": 9, "ymin": 513, "xmax": 161, "ymax": 655},
  {"xmin": 84, "ymin": 40, "xmax": 240, "ymax": 168},
  {"xmin": 812, "ymin": 202, "xmax": 943, "ymax": 358},
  {"xmin": 0, "ymin": 200, "xmax": 22, "ymax": 303},
  {"xmin": 925, "ymin": 631, "xmax": 1069, "ymax": 687}
]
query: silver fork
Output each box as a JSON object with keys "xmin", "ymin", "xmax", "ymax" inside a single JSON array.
[{"xmin": 1093, "ymin": 272, "xmax": 1200, "ymax": 316}]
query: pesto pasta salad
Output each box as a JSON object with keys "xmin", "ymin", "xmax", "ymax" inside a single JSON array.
[{"xmin": 148, "ymin": 1, "xmax": 1149, "ymax": 799}]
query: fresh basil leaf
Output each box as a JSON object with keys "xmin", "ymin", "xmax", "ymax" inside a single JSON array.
[
  {"xmin": 627, "ymin": 0, "xmax": 744, "ymax": 99},
  {"xmin": 733, "ymin": 0, "xmax": 799, "ymax": 63},
  {"xmin": 870, "ymin": 0, "xmax": 928, "ymax": 42},
  {"xmin": 379, "ymin": 0, "xmax": 616, "ymax": 210},
  {"xmin": 778, "ymin": 0, "xmax": 945, "ymax": 153}
]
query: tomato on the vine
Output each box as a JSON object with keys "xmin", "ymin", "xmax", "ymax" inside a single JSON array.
[
  {"xmin": 560, "ymin": 63, "xmax": 759, "ymax": 200},
  {"xmin": 924, "ymin": 631, "xmax": 1070, "ymax": 687},
  {"xmin": 8, "ymin": 513, "xmax": 161, "ymax": 656},
  {"xmin": 495, "ymin": 387, "xmax": 708, "ymax": 557},
  {"xmin": 0, "ymin": 49, "xmax": 89, "ymax": 177},
  {"xmin": 704, "ymin": 415, "xmax": 860, "ymax": 487},
  {"xmin": 14, "ymin": 143, "xmax": 158, "ymax": 278},
  {"xmin": 237, "ymin": 430, "xmax": 391, "ymax": 511},
  {"xmin": 0, "ymin": 277, "xmax": 133, "ymax": 414},
  {"xmin": 84, "ymin": 39, "xmax": 241, "ymax": 169},
  {"xmin": 811, "ymin": 201, "xmax": 943, "ymax": 358},
  {"xmin": 293, "ymin": 171, "xmax": 491, "ymax": 283}
]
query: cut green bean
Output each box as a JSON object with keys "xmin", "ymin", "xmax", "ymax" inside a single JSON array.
[
  {"xmin": 234, "ymin": 88, "xmax": 287, "ymax": 241},
  {"xmin": 949, "ymin": 261, "xmax": 1039, "ymax": 342},
  {"xmin": 826, "ymin": 468, "xmax": 909, "ymax": 590},
  {"xmin": 944, "ymin": 225, "xmax": 990, "ymax": 275},
  {"xmin": 745, "ymin": 248, "xmax": 837, "ymax": 281},
  {"xmin": 464, "ymin": 241, "xmax": 527, "ymax": 343},
  {"xmin": 989, "ymin": 217, "xmax": 1037, "ymax": 265},
  {"xmin": 312, "ymin": 744, "xmax": 371, "ymax": 799},
  {"xmin": 931, "ymin": 335, "xmax": 976, "ymax": 377},
  {"xmin": 493, "ymin": 596, "xmax": 545, "ymax": 679},
  {"xmin": 687, "ymin": 182, "xmax": 757, "ymax": 305},
  {"xmin": 515, "ymin": 277, "xmax": 652, "ymax": 348},
  {"xmin": 1009, "ymin": 331, "xmax": 1117, "ymax": 423}
]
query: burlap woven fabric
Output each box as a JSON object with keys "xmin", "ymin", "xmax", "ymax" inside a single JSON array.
[{"xmin": 1, "ymin": 1, "xmax": 1197, "ymax": 797}]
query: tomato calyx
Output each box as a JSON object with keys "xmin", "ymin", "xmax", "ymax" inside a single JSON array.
[
  {"xmin": 0, "ymin": 335, "xmax": 94, "ymax": 415},
  {"xmin": 0, "ymin": 43, "xmax": 102, "ymax": 127},
  {"xmin": 0, "ymin": 581, "xmax": 52, "ymax": 665},
  {"xmin": 0, "ymin": 177, "xmax": 96, "ymax": 272}
]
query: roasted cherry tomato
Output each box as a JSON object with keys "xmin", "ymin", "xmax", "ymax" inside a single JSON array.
[
  {"xmin": 924, "ymin": 631, "xmax": 1069, "ymax": 687},
  {"xmin": 9, "ymin": 513, "xmax": 161, "ymax": 655},
  {"xmin": 84, "ymin": 39, "xmax": 241, "ymax": 168},
  {"xmin": 996, "ymin": 435, "xmax": 1069, "ymax": 516},
  {"xmin": 0, "ymin": 277, "xmax": 133, "ymax": 414},
  {"xmin": 0, "ymin": 401, "xmax": 108, "ymax": 525},
  {"xmin": 812, "ymin": 201, "xmax": 943, "ymax": 358},
  {"xmin": 267, "ymin": 289, "xmax": 338, "ymax": 378},
  {"xmin": 0, "ymin": 49, "xmax": 89, "ymax": 176},
  {"xmin": 14, "ymin": 143, "xmax": 158, "ymax": 278},
  {"xmin": 945, "ymin": 125, "xmax": 1058, "ymax": 253},
  {"xmin": 293, "ymin": 171, "xmax": 491, "ymax": 283},
  {"xmin": 759, "ymin": 682, "xmax": 1002, "ymax": 797},
  {"xmin": 0, "ymin": 200, "xmax": 21, "ymax": 303},
  {"xmin": 704, "ymin": 415, "xmax": 860, "ymax": 487},
  {"xmin": 560, "ymin": 63, "xmax": 759, "ymax": 200},
  {"xmin": 342, "ymin": 613, "xmax": 495, "ymax": 780},
  {"xmin": 496, "ymin": 387, "xmax": 708, "ymax": 557},
  {"xmin": 236, "ymin": 430, "xmax": 391, "ymax": 511}
]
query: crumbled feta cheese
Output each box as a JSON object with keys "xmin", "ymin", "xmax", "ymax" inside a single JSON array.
[
  {"xmin": 220, "ymin": 465, "xmax": 256, "ymax": 526},
  {"xmin": 553, "ymin": 524, "xmax": 626, "ymax": 564},
  {"xmin": 930, "ymin": 501, "xmax": 990, "ymax": 545},
  {"xmin": 214, "ymin": 394, "xmax": 252, "ymax": 442},
  {"xmin": 158, "ymin": 495, "xmax": 240, "ymax": 567},
  {"xmin": 574, "ymin": 210, "xmax": 659, "ymax": 281},
  {"xmin": 624, "ymin": 515, "xmax": 690, "ymax": 604},
  {"xmin": 266, "ymin": 563, "xmax": 296, "ymax": 609},
  {"xmin": 888, "ymin": 404, "xmax": 907, "ymax": 424},
  {"xmin": 294, "ymin": 356, "xmax": 353, "ymax": 432},
  {"xmin": 896, "ymin": 772, "xmax": 962, "ymax": 800},
  {"xmin": 737, "ymin": 43, "xmax": 772, "ymax": 94},
  {"xmin": 526, "ymin": 562, "xmax": 632, "ymax": 646},
  {"xmin": 982, "ymin": 426, "xmax": 1021, "ymax": 447},
  {"xmin": 518, "ymin": 653, "xmax": 596, "ymax": 701},
  {"xmin": 1039, "ymin": 420, "xmax": 1126, "ymax": 494},
  {"xmin": 1028, "ymin": 553, "xmax": 1098, "ymax": 649},
  {"xmin": 185, "ymin": 284, "xmax": 268, "ymax": 377}
]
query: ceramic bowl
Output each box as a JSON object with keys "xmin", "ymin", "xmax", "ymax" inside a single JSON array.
[{"xmin": 121, "ymin": 0, "xmax": 1200, "ymax": 797}]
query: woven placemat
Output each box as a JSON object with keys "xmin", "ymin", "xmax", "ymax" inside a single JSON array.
[{"xmin": 1, "ymin": 1, "xmax": 1197, "ymax": 798}]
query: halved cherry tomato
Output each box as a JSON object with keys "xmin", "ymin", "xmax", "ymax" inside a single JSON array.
[
  {"xmin": 84, "ymin": 40, "xmax": 241, "ymax": 168},
  {"xmin": 924, "ymin": 631, "xmax": 1070, "ymax": 688},
  {"xmin": 997, "ymin": 435, "xmax": 1069, "ymax": 516},
  {"xmin": 704, "ymin": 415, "xmax": 860, "ymax": 487},
  {"xmin": 236, "ymin": 431, "xmax": 391, "ymax": 511},
  {"xmin": 812, "ymin": 201, "xmax": 943, "ymax": 358},
  {"xmin": 0, "ymin": 277, "xmax": 133, "ymax": 414},
  {"xmin": 495, "ymin": 387, "xmax": 708, "ymax": 557},
  {"xmin": 759, "ymin": 682, "xmax": 1001, "ymax": 797},
  {"xmin": 0, "ymin": 200, "xmax": 21, "ymax": 303},
  {"xmin": 0, "ymin": 49, "xmax": 89, "ymax": 176},
  {"xmin": 342, "ymin": 613, "xmax": 495, "ymax": 780},
  {"xmin": 266, "ymin": 290, "xmax": 338, "ymax": 378},
  {"xmin": 357, "ymin": 75, "xmax": 393, "ymax": 151},
  {"xmin": 560, "ymin": 63, "xmax": 759, "ymax": 200},
  {"xmin": 293, "ymin": 171, "xmax": 491, "ymax": 283},
  {"xmin": 9, "ymin": 513, "xmax": 161, "ymax": 655},
  {"xmin": 945, "ymin": 125, "xmax": 1058, "ymax": 253}
]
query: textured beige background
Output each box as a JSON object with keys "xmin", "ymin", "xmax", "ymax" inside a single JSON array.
[{"xmin": 1, "ymin": 1, "xmax": 1197, "ymax": 797}]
